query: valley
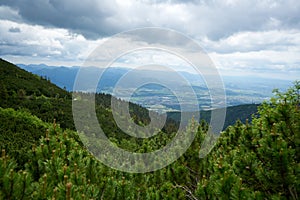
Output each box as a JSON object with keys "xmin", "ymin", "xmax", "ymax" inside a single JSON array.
[{"xmin": 18, "ymin": 63, "xmax": 293, "ymax": 113}]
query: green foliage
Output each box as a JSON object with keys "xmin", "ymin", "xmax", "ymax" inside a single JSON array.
[
  {"xmin": 0, "ymin": 107, "xmax": 47, "ymax": 167},
  {"xmin": 194, "ymin": 81, "xmax": 300, "ymax": 199},
  {"xmin": 0, "ymin": 119, "xmax": 189, "ymax": 199}
]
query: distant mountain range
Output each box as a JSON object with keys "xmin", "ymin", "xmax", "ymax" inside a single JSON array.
[{"xmin": 18, "ymin": 63, "xmax": 293, "ymax": 111}]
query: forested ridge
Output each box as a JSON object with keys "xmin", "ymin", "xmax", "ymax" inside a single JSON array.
[
  {"xmin": 0, "ymin": 58, "xmax": 299, "ymax": 199},
  {"xmin": 167, "ymin": 103, "xmax": 260, "ymax": 131}
]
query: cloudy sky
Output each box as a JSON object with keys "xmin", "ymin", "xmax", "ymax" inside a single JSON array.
[{"xmin": 0, "ymin": 0, "xmax": 300, "ymax": 80}]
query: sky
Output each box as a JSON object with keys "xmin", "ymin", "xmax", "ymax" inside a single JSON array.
[{"xmin": 0, "ymin": 0, "xmax": 300, "ymax": 80}]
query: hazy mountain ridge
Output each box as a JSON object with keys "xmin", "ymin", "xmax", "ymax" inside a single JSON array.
[{"xmin": 18, "ymin": 63, "xmax": 293, "ymax": 111}]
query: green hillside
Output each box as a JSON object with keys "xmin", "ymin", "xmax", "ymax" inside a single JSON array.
[
  {"xmin": 0, "ymin": 58, "xmax": 74, "ymax": 129},
  {"xmin": 0, "ymin": 58, "xmax": 70, "ymax": 100}
]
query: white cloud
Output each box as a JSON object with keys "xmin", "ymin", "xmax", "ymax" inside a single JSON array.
[
  {"xmin": 201, "ymin": 29, "xmax": 300, "ymax": 53},
  {"xmin": 0, "ymin": 19, "xmax": 106, "ymax": 65},
  {"xmin": 210, "ymin": 49, "xmax": 300, "ymax": 80}
]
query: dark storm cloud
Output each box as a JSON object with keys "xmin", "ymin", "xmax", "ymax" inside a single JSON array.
[
  {"xmin": 0, "ymin": 0, "xmax": 122, "ymax": 39},
  {"xmin": 193, "ymin": 0, "xmax": 300, "ymax": 41},
  {"xmin": 1, "ymin": 0, "xmax": 299, "ymax": 41}
]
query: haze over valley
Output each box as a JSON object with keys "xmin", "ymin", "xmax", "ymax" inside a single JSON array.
[{"xmin": 18, "ymin": 63, "xmax": 293, "ymax": 112}]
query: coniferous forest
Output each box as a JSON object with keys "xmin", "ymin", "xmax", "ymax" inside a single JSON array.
[{"xmin": 0, "ymin": 58, "xmax": 299, "ymax": 199}]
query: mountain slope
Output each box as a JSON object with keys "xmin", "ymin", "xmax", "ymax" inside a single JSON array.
[
  {"xmin": 1, "ymin": 59, "xmax": 70, "ymax": 98},
  {"xmin": 0, "ymin": 59, "xmax": 74, "ymax": 129},
  {"xmin": 0, "ymin": 59, "xmax": 153, "ymax": 131}
]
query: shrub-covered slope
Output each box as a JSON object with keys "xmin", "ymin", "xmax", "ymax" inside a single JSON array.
[{"xmin": 0, "ymin": 82, "xmax": 298, "ymax": 199}]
